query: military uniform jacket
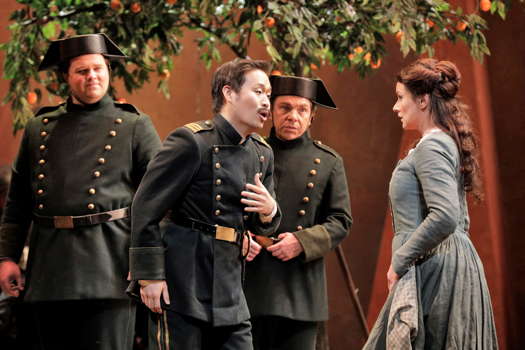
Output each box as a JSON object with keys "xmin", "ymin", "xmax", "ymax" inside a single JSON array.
[
  {"xmin": 0, "ymin": 95, "xmax": 161, "ymax": 301},
  {"xmin": 129, "ymin": 115, "xmax": 281, "ymax": 327},
  {"xmin": 245, "ymin": 129, "xmax": 352, "ymax": 321}
]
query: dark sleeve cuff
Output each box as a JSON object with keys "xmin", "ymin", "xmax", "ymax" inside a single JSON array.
[
  {"xmin": 129, "ymin": 247, "xmax": 166, "ymax": 280},
  {"xmin": 0, "ymin": 223, "xmax": 29, "ymax": 262},
  {"xmin": 392, "ymin": 251, "xmax": 410, "ymax": 277}
]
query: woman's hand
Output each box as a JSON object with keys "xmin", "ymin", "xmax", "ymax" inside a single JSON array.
[{"xmin": 387, "ymin": 265, "xmax": 400, "ymax": 291}]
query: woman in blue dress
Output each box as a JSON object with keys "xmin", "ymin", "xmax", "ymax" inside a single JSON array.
[{"xmin": 364, "ymin": 59, "xmax": 498, "ymax": 349}]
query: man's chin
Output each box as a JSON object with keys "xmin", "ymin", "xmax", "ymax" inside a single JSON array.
[
  {"xmin": 249, "ymin": 120, "xmax": 264, "ymax": 130},
  {"xmin": 73, "ymin": 93, "xmax": 104, "ymax": 105},
  {"xmin": 276, "ymin": 130, "xmax": 300, "ymax": 141},
  {"xmin": 86, "ymin": 96, "xmax": 104, "ymax": 103}
]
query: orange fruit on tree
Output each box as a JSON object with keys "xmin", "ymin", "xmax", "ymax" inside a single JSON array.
[
  {"xmin": 456, "ymin": 21, "xmax": 468, "ymax": 31},
  {"xmin": 27, "ymin": 91, "xmax": 37, "ymax": 105},
  {"xmin": 310, "ymin": 63, "xmax": 318, "ymax": 70},
  {"xmin": 270, "ymin": 70, "xmax": 282, "ymax": 76},
  {"xmin": 160, "ymin": 69, "xmax": 171, "ymax": 80},
  {"xmin": 257, "ymin": 5, "xmax": 263, "ymax": 15},
  {"xmin": 347, "ymin": 53, "xmax": 355, "ymax": 60},
  {"xmin": 480, "ymin": 0, "xmax": 491, "ymax": 12},
  {"xmin": 110, "ymin": 0, "xmax": 122, "ymax": 10},
  {"xmin": 364, "ymin": 52, "xmax": 371, "ymax": 63},
  {"xmin": 130, "ymin": 2, "xmax": 142, "ymax": 13},
  {"xmin": 426, "ymin": 19, "xmax": 435, "ymax": 28},
  {"xmin": 265, "ymin": 17, "xmax": 275, "ymax": 28},
  {"xmin": 395, "ymin": 31, "xmax": 403, "ymax": 43},
  {"xmin": 371, "ymin": 58, "xmax": 382, "ymax": 69},
  {"xmin": 353, "ymin": 46, "xmax": 363, "ymax": 54}
]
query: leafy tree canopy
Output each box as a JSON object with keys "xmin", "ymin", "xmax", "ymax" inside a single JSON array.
[{"xmin": 1, "ymin": 0, "xmax": 512, "ymax": 131}]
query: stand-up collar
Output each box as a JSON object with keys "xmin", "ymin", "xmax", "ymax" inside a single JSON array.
[
  {"xmin": 214, "ymin": 114, "xmax": 243, "ymax": 145},
  {"xmin": 268, "ymin": 127, "xmax": 310, "ymax": 149},
  {"xmin": 66, "ymin": 94, "xmax": 113, "ymax": 113}
]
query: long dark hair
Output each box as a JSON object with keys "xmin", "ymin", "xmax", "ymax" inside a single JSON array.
[{"xmin": 397, "ymin": 58, "xmax": 483, "ymax": 200}]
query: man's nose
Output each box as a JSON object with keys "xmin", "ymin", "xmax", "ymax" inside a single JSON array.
[
  {"xmin": 286, "ymin": 109, "xmax": 300, "ymax": 121},
  {"xmin": 261, "ymin": 95, "xmax": 270, "ymax": 108},
  {"xmin": 86, "ymin": 69, "xmax": 97, "ymax": 79}
]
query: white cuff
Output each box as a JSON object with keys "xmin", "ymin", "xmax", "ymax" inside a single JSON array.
[{"xmin": 259, "ymin": 201, "xmax": 277, "ymax": 223}]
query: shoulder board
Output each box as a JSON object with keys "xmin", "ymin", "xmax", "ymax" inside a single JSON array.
[
  {"xmin": 251, "ymin": 133, "xmax": 271, "ymax": 148},
  {"xmin": 313, "ymin": 139, "xmax": 339, "ymax": 157},
  {"xmin": 183, "ymin": 120, "xmax": 214, "ymax": 133},
  {"xmin": 35, "ymin": 103, "xmax": 66, "ymax": 117},
  {"xmin": 114, "ymin": 101, "xmax": 140, "ymax": 115}
]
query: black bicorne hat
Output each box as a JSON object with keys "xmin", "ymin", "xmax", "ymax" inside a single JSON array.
[
  {"xmin": 38, "ymin": 33, "xmax": 126, "ymax": 71},
  {"xmin": 269, "ymin": 75, "xmax": 337, "ymax": 109}
]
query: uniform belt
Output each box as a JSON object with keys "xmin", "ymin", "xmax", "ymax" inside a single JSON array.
[
  {"xmin": 33, "ymin": 207, "xmax": 129, "ymax": 229},
  {"xmin": 253, "ymin": 235, "xmax": 280, "ymax": 249},
  {"xmin": 176, "ymin": 217, "xmax": 241, "ymax": 244}
]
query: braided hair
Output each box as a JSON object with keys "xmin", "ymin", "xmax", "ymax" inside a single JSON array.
[{"xmin": 397, "ymin": 58, "xmax": 483, "ymax": 201}]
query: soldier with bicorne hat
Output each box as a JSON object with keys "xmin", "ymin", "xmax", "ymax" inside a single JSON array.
[
  {"xmin": 245, "ymin": 75, "xmax": 353, "ymax": 350},
  {"xmin": 0, "ymin": 33, "xmax": 160, "ymax": 349}
]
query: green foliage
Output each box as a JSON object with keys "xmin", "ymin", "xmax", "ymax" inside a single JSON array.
[{"xmin": 1, "ymin": 0, "xmax": 511, "ymax": 131}]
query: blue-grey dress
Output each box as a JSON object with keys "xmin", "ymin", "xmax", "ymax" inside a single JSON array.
[{"xmin": 364, "ymin": 131, "xmax": 498, "ymax": 349}]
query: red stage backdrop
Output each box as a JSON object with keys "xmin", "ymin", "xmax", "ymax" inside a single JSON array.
[{"xmin": 0, "ymin": 1, "xmax": 523, "ymax": 348}]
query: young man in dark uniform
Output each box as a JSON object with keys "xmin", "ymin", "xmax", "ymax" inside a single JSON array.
[
  {"xmin": 245, "ymin": 75, "xmax": 353, "ymax": 350},
  {"xmin": 129, "ymin": 58, "xmax": 280, "ymax": 349},
  {"xmin": 0, "ymin": 33, "xmax": 161, "ymax": 349}
]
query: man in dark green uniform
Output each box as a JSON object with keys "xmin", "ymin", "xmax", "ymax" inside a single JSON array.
[
  {"xmin": 245, "ymin": 75, "xmax": 353, "ymax": 350},
  {"xmin": 129, "ymin": 58, "xmax": 280, "ymax": 349},
  {"xmin": 0, "ymin": 33, "xmax": 161, "ymax": 349}
]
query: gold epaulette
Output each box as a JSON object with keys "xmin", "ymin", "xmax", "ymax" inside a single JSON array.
[
  {"xmin": 114, "ymin": 101, "xmax": 141, "ymax": 115},
  {"xmin": 34, "ymin": 103, "xmax": 66, "ymax": 117},
  {"xmin": 313, "ymin": 139, "xmax": 338, "ymax": 157},
  {"xmin": 184, "ymin": 120, "xmax": 214, "ymax": 133},
  {"xmin": 251, "ymin": 133, "xmax": 271, "ymax": 148}
]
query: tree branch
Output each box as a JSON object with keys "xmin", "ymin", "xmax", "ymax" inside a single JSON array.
[
  {"xmin": 187, "ymin": 16, "xmax": 245, "ymax": 58},
  {"xmin": 21, "ymin": 3, "xmax": 108, "ymax": 26}
]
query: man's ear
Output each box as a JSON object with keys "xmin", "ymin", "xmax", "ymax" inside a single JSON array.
[
  {"xmin": 309, "ymin": 104, "xmax": 316, "ymax": 126},
  {"xmin": 222, "ymin": 85, "xmax": 234, "ymax": 104}
]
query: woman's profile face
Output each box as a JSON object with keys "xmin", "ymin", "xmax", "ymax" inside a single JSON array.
[{"xmin": 392, "ymin": 82, "xmax": 423, "ymax": 131}]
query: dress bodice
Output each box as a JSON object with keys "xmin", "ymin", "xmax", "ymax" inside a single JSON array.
[{"xmin": 388, "ymin": 131, "xmax": 470, "ymax": 274}]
